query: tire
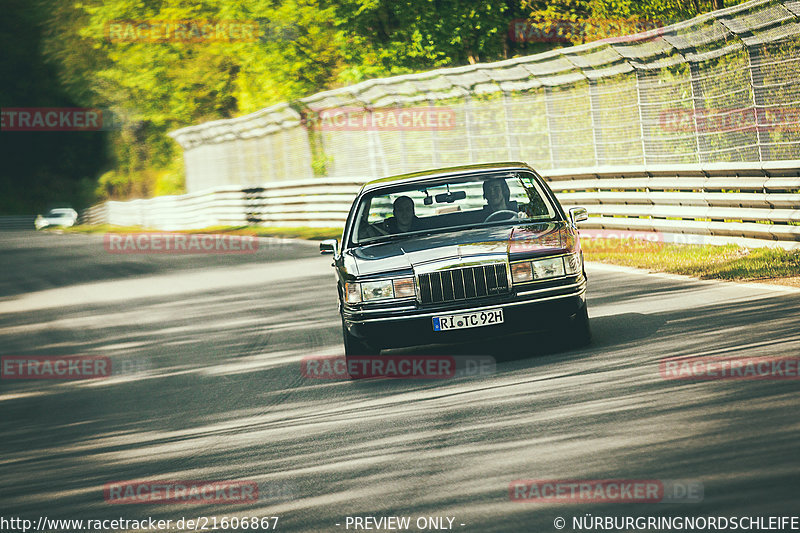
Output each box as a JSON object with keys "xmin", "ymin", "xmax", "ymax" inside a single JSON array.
[{"xmin": 565, "ymin": 304, "xmax": 591, "ymax": 348}]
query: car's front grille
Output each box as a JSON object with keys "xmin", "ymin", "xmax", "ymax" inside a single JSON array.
[{"xmin": 417, "ymin": 264, "xmax": 509, "ymax": 304}]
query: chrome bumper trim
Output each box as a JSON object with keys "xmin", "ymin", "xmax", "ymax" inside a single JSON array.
[
  {"xmin": 347, "ymin": 286, "xmax": 586, "ymax": 324},
  {"xmin": 515, "ymin": 278, "xmax": 585, "ymax": 297}
]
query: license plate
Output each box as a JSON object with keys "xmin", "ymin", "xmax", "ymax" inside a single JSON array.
[{"xmin": 432, "ymin": 309, "xmax": 504, "ymax": 331}]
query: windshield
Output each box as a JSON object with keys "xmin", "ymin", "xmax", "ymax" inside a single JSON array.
[{"xmin": 350, "ymin": 172, "xmax": 557, "ymax": 245}]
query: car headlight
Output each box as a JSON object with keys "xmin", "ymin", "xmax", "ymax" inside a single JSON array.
[
  {"xmin": 392, "ymin": 278, "xmax": 416, "ymax": 299},
  {"xmin": 565, "ymin": 252, "xmax": 582, "ymax": 275},
  {"xmin": 361, "ymin": 280, "xmax": 394, "ymax": 301},
  {"xmin": 345, "ymin": 282, "xmax": 362, "ymax": 304},
  {"xmin": 345, "ymin": 277, "xmax": 416, "ymax": 304},
  {"xmin": 512, "ymin": 253, "xmax": 582, "ymax": 284},
  {"xmin": 532, "ymin": 257, "xmax": 565, "ymax": 279},
  {"xmin": 511, "ymin": 262, "xmax": 533, "ymax": 283}
]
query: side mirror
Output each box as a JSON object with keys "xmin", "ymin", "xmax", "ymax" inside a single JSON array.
[
  {"xmin": 569, "ymin": 207, "xmax": 588, "ymax": 225},
  {"xmin": 319, "ymin": 239, "xmax": 338, "ymax": 255}
]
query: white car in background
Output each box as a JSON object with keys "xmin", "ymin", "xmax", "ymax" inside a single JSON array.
[{"xmin": 35, "ymin": 208, "xmax": 79, "ymax": 230}]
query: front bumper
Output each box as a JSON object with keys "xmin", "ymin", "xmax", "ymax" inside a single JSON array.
[{"xmin": 342, "ymin": 275, "xmax": 587, "ymax": 349}]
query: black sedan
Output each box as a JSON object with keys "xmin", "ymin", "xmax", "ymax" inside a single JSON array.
[{"xmin": 320, "ymin": 162, "xmax": 590, "ymax": 357}]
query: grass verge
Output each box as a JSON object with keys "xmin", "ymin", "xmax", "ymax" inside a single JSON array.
[
  {"xmin": 59, "ymin": 224, "xmax": 343, "ymax": 240},
  {"xmin": 582, "ymin": 238, "xmax": 800, "ymax": 284}
]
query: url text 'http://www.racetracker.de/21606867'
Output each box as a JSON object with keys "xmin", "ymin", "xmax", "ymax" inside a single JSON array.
[{"xmin": 0, "ymin": 516, "xmax": 280, "ymax": 533}]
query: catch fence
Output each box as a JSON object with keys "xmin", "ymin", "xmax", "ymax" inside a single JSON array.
[{"xmin": 169, "ymin": 0, "xmax": 800, "ymax": 191}]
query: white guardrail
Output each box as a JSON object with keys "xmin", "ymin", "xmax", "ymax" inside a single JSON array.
[{"xmin": 80, "ymin": 162, "xmax": 800, "ymax": 249}]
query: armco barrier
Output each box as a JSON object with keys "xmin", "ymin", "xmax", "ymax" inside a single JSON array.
[
  {"xmin": 82, "ymin": 178, "xmax": 363, "ymax": 230},
  {"xmin": 81, "ymin": 162, "xmax": 800, "ymax": 248},
  {"xmin": 544, "ymin": 161, "xmax": 800, "ymax": 248}
]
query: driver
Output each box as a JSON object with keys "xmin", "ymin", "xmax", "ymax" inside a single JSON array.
[{"xmin": 481, "ymin": 178, "xmax": 518, "ymax": 218}]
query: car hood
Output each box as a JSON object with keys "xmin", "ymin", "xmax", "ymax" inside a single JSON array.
[{"xmin": 345, "ymin": 221, "xmax": 572, "ymax": 276}]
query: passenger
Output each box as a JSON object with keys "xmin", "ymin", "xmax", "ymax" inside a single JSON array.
[
  {"xmin": 481, "ymin": 179, "xmax": 518, "ymax": 218},
  {"xmin": 385, "ymin": 196, "xmax": 423, "ymax": 234}
]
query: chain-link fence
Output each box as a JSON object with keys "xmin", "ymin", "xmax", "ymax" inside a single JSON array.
[{"xmin": 170, "ymin": 0, "xmax": 800, "ymax": 192}]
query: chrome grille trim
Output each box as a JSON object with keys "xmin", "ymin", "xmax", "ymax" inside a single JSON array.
[{"xmin": 417, "ymin": 263, "xmax": 509, "ymax": 304}]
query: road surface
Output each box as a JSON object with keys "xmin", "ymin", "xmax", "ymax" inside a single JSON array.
[{"xmin": 1, "ymin": 230, "xmax": 799, "ymax": 532}]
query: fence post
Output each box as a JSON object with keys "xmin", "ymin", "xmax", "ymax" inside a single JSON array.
[
  {"xmin": 234, "ymin": 137, "xmax": 247, "ymax": 185},
  {"xmin": 543, "ymin": 86, "xmax": 558, "ymax": 168},
  {"xmin": 502, "ymin": 91, "xmax": 517, "ymax": 161},
  {"xmin": 746, "ymin": 45, "xmax": 769, "ymax": 162},
  {"xmin": 366, "ymin": 110, "xmax": 380, "ymax": 178},
  {"xmin": 465, "ymin": 94, "xmax": 476, "ymax": 163},
  {"xmin": 372, "ymin": 129, "xmax": 390, "ymax": 176},
  {"xmin": 284, "ymin": 129, "xmax": 296, "ymax": 179},
  {"xmin": 688, "ymin": 61, "xmax": 706, "ymax": 164},
  {"xmin": 431, "ymin": 102, "xmax": 441, "ymax": 167},
  {"xmin": 263, "ymin": 133, "xmax": 276, "ymax": 182},
  {"xmin": 588, "ymin": 79, "xmax": 603, "ymax": 166},
  {"xmin": 634, "ymin": 69, "xmax": 650, "ymax": 165}
]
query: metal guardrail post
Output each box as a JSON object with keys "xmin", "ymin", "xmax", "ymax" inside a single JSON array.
[{"xmin": 242, "ymin": 187, "xmax": 265, "ymax": 225}]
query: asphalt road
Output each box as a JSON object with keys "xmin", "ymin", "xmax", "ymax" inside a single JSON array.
[{"xmin": 1, "ymin": 230, "xmax": 799, "ymax": 533}]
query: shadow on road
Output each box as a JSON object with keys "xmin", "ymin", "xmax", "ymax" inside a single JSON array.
[{"xmin": 2, "ymin": 249, "xmax": 799, "ymax": 530}]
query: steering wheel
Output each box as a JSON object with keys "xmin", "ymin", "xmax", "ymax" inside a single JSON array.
[
  {"xmin": 359, "ymin": 221, "xmax": 388, "ymax": 239},
  {"xmin": 484, "ymin": 210, "xmax": 518, "ymax": 223}
]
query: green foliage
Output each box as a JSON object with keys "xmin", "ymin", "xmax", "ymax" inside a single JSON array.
[
  {"xmin": 0, "ymin": 0, "xmax": 109, "ymax": 214},
  {"xmin": 5, "ymin": 0, "xmax": 752, "ymax": 210}
]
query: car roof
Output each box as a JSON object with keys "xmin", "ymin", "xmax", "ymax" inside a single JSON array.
[{"xmin": 360, "ymin": 161, "xmax": 538, "ymax": 193}]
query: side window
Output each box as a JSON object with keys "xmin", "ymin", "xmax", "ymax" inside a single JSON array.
[
  {"xmin": 367, "ymin": 197, "xmax": 392, "ymax": 223},
  {"xmin": 351, "ymin": 198, "xmax": 377, "ymax": 243},
  {"xmin": 516, "ymin": 175, "xmax": 555, "ymax": 219},
  {"xmin": 507, "ymin": 179, "xmax": 529, "ymax": 206}
]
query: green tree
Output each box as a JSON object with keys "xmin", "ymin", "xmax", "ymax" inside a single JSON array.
[
  {"xmin": 0, "ymin": 0, "xmax": 108, "ymax": 214},
  {"xmin": 20, "ymin": 0, "xmax": 750, "ymax": 205}
]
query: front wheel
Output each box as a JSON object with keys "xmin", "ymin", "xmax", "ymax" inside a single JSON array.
[{"xmin": 564, "ymin": 305, "xmax": 591, "ymax": 348}]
